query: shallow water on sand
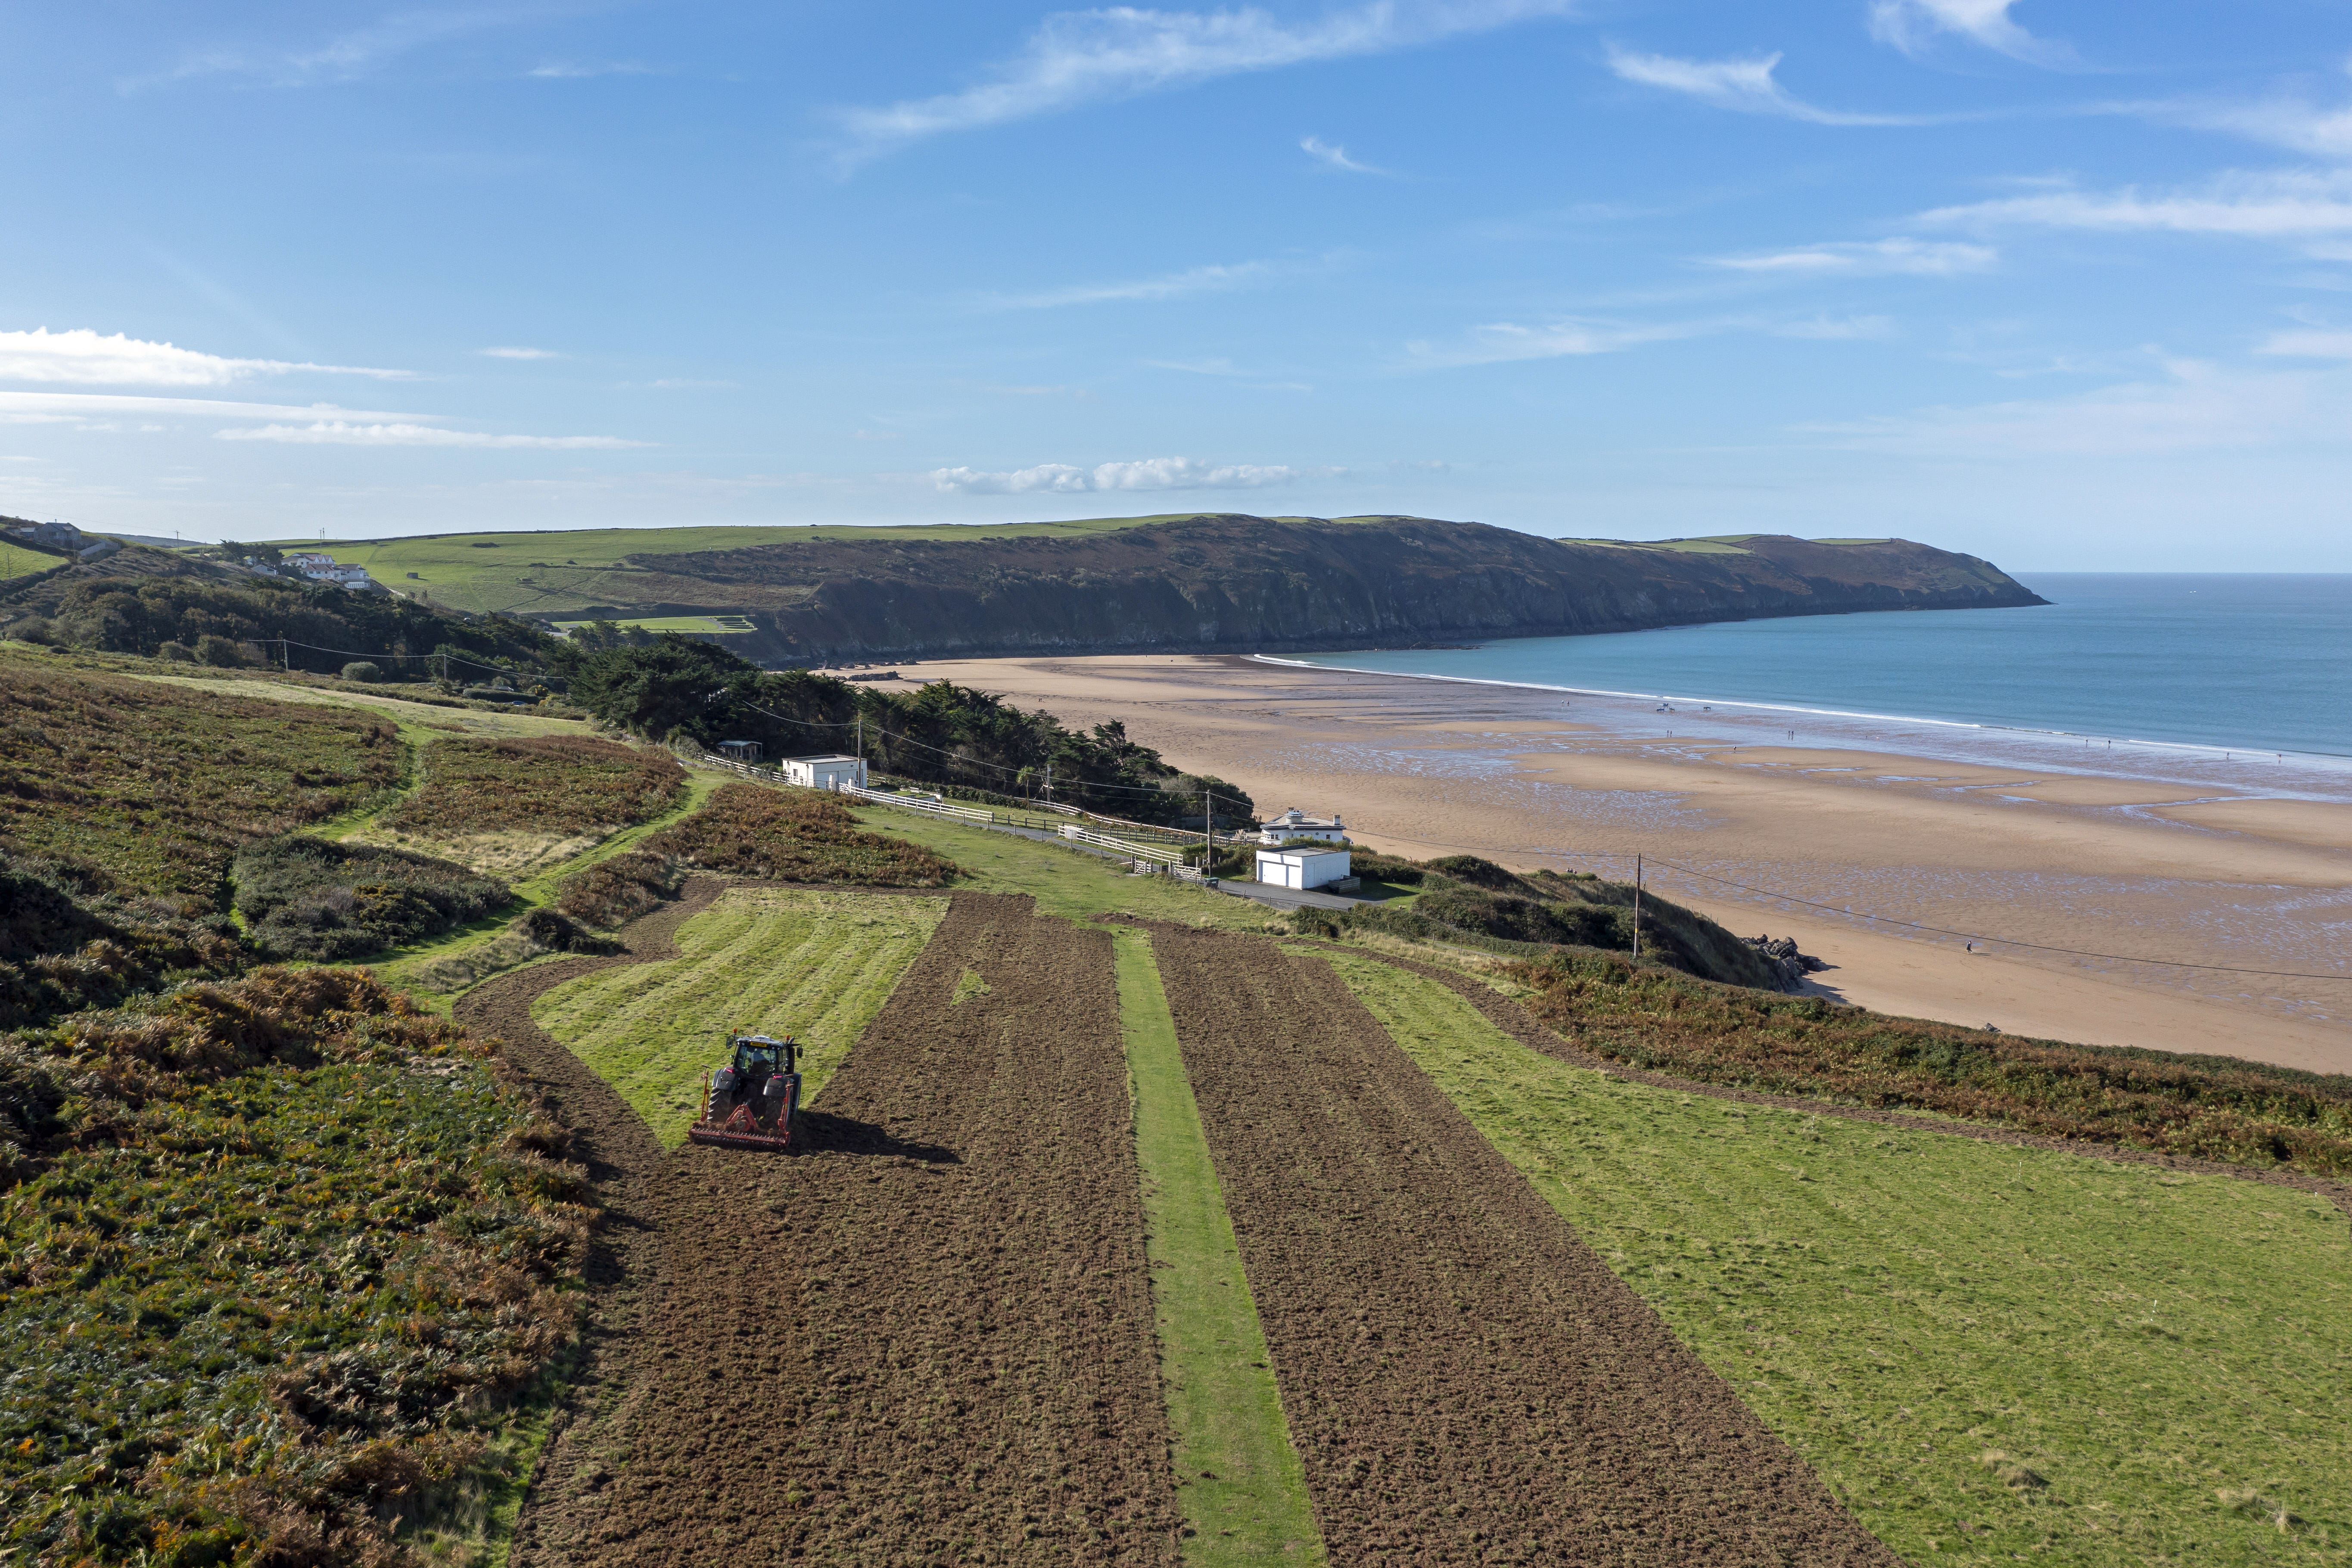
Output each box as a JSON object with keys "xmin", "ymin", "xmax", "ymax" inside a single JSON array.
[{"xmin": 1287, "ymin": 573, "xmax": 2352, "ymax": 763}]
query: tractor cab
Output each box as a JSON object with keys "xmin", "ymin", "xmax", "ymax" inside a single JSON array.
[
  {"xmin": 731, "ymin": 1035, "xmax": 796, "ymax": 1079},
  {"xmin": 689, "ymin": 1031, "xmax": 803, "ymax": 1152}
]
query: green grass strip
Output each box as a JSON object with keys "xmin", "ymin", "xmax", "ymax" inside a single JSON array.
[
  {"xmin": 1307, "ymin": 947, "xmax": 2352, "ymax": 1565},
  {"xmin": 533, "ymin": 887, "xmax": 947, "ymax": 1146},
  {"xmin": 1110, "ymin": 926, "xmax": 1325, "ymax": 1563}
]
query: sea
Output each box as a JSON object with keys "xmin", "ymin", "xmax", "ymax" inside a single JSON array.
[{"xmin": 1282, "ymin": 574, "xmax": 2352, "ymax": 769}]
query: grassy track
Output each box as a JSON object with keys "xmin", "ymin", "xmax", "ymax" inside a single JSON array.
[
  {"xmin": 1110, "ymin": 927, "xmax": 1325, "ymax": 1563},
  {"xmin": 1309, "ymin": 948, "xmax": 2350, "ymax": 1565},
  {"xmin": 531, "ymin": 887, "xmax": 947, "ymax": 1145},
  {"xmin": 842, "ymin": 807, "xmax": 1279, "ymax": 931}
]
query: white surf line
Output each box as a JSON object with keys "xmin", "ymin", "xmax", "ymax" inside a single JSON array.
[{"xmin": 1247, "ymin": 655, "xmax": 2348, "ymax": 768}]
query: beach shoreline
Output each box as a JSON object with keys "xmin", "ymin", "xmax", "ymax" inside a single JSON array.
[{"xmin": 878, "ymin": 652, "xmax": 2352, "ymax": 1075}]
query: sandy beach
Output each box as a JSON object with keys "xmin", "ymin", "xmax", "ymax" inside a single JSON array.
[{"xmin": 880, "ymin": 653, "xmax": 2352, "ymax": 1075}]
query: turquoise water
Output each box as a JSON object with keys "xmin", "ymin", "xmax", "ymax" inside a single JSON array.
[{"xmin": 1290, "ymin": 574, "xmax": 2352, "ymax": 759}]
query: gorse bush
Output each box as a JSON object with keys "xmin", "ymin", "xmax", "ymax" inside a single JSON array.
[
  {"xmin": 1508, "ymin": 952, "xmax": 2352, "ymax": 1178},
  {"xmin": 551, "ymin": 849, "xmax": 685, "ymax": 930},
  {"xmin": 232, "ymin": 836, "xmax": 511, "ymax": 961},
  {"xmin": 0, "ymin": 967, "xmax": 591, "ymax": 1563},
  {"xmin": 383, "ymin": 734, "xmax": 687, "ymax": 840},
  {"xmin": 340, "ymin": 660, "xmax": 382, "ymax": 682},
  {"xmin": 0, "ymin": 847, "xmax": 247, "ymax": 1033},
  {"xmin": 635, "ymin": 781, "xmax": 958, "ymax": 887},
  {"xmin": 1297, "ymin": 851, "xmax": 1783, "ymax": 989}
]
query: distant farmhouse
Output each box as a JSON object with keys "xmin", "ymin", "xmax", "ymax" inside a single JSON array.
[
  {"xmin": 282, "ymin": 551, "xmax": 379, "ymax": 592},
  {"xmin": 4, "ymin": 519, "xmax": 118, "ymax": 563}
]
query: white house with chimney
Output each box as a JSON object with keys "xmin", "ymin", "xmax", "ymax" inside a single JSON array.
[{"xmin": 1256, "ymin": 807, "xmax": 1347, "ymax": 845}]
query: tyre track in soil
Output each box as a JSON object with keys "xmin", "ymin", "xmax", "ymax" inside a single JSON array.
[
  {"xmin": 1147, "ymin": 925, "xmax": 1898, "ymax": 1566},
  {"xmin": 1315, "ymin": 941, "xmax": 2352, "ymax": 1223},
  {"xmin": 472, "ymin": 887, "xmax": 1180, "ymax": 1568}
]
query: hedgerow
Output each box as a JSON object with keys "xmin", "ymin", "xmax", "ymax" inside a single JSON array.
[
  {"xmin": 1509, "ymin": 952, "xmax": 2352, "ymax": 1178},
  {"xmin": 0, "ymin": 968, "xmax": 591, "ymax": 1564},
  {"xmin": 632, "ymin": 782, "xmax": 957, "ymax": 888},
  {"xmin": 0, "ymin": 661, "xmax": 402, "ymax": 901},
  {"xmin": 382, "ymin": 736, "xmax": 686, "ymax": 840},
  {"xmin": 232, "ymin": 837, "xmax": 512, "ymax": 962}
]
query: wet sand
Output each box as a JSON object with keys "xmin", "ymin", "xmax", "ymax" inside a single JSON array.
[{"xmin": 880, "ymin": 654, "xmax": 2352, "ymax": 1075}]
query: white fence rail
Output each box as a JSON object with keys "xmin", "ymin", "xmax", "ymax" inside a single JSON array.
[
  {"xmin": 834, "ymin": 781, "xmax": 996, "ymax": 825},
  {"xmin": 1058, "ymin": 824, "xmax": 1185, "ymax": 865}
]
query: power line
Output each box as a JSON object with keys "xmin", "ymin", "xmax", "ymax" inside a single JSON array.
[
  {"xmin": 1355, "ymin": 828, "xmax": 2350, "ymax": 983},
  {"xmin": 268, "ymin": 636, "xmax": 526, "ymax": 678}
]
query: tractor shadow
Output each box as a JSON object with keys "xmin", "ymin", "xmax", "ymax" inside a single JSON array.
[{"xmin": 793, "ymin": 1108, "xmax": 962, "ymax": 1165}]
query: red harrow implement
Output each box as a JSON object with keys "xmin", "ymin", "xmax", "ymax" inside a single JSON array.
[{"xmin": 688, "ymin": 1032, "xmax": 802, "ymax": 1151}]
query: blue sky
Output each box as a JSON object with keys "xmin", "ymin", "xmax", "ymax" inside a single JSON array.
[{"xmin": 6, "ymin": 1, "xmax": 2352, "ymax": 568}]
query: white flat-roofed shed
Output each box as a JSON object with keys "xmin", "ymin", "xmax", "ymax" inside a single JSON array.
[
  {"xmin": 780, "ymin": 753, "xmax": 867, "ymax": 790},
  {"xmin": 1255, "ymin": 846, "xmax": 1351, "ymax": 890}
]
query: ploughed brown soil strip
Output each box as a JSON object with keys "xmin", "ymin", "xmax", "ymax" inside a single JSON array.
[
  {"xmin": 1149, "ymin": 926, "xmax": 1896, "ymax": 1566},
  {"xmin": 1329, "ymin": 942, "xmax": 2352, "ymax": 1223},
  {"xmin": 479, "ymin": 888, "xmax": 1178, "ymax": 1568}
]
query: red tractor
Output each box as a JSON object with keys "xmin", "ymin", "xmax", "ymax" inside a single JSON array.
[{"xmin": 688, "ymin": 1032, "xmax": 802, "ymax": 1151}]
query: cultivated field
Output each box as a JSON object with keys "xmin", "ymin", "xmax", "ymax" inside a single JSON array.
[
  {"xmin": 531, "ymin": 886, "xmax": 947, "ymax": 1143},
  {"xmin": 1151, "ymin": 925, "xmax": 1895, "ymax": 1564},
  {"xmin": 1320, "ymin": 948, "xmax": 2350, "ymax": 1563},
  {"xmin": 504, "ymin": 892, "xmax": 1182, "ymax": 1565}
]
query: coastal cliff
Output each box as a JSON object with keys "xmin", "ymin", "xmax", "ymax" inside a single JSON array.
[{"xmin": 593, "ymin": 514, "xmax": 2044, "ymax": 665}]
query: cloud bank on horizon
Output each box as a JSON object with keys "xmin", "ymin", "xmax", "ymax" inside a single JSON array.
[{"xmin": 9, "ymin": 0, "xmax": 2352, "ymax": 567}]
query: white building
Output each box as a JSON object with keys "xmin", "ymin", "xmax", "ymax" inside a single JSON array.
[
  {"xmin": 1257, "ymin": 807, "xmax": 1347, "ymax": 845},
  {"xmin": 295, "ymin": 560, "xmax": 373, "ymax": 590},
  {"xmin": 1255, "ymin": 846, "xmax": 1354, "ymax": 891},
  {"xmin": 781, "ymin": 754, "xmax": 868, "ymax": 790}
]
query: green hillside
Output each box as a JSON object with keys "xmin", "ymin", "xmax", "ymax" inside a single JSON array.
[{"xmin": 283, "ymin": 516, "xmax": 1233, "ymax": 619}]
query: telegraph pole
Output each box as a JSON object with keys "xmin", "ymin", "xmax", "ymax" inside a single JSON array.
[
  {"xmin": 1632, "ymin": 853, "xmax": 1643, "ymax": 961},
  {"xmin": 1202, "ymin": 789, "xmax": 1212, "ymax": 875}
]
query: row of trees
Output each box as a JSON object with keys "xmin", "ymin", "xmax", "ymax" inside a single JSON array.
[
  {"xmin": 15, "ymin": 575, "xmax": 548, "ymax": 681},
  {"xmin": 551, "ymin": 635, "xmax": 1257, "ymax": 827}
]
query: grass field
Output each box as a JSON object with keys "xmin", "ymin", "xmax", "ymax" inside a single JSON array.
[
  {"xmin": 295, "ymin": 516, "xmax": 1217, "ymax": 617},
  {"xmin": 843, "ymin": 807, "xmax": 1280, "ymax": 931},
  {"xmin": 551, "ymin": 615, "xmax": 759, "ymax": 635},
  {"xmin": 1311, "ymin": 948, "xmax": 2351, "ymax": 1566},
  {"xmin": 531, "ymin": 887, "xmax": 947, "ymax": 1145},
  {"xmin": 1111, "ymin": 926, "xmax": 1323, "ymax": 1564}
]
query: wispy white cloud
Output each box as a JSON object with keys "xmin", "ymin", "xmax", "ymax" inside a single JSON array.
[
  {"xmin": 1302, "ymin": 135, "xmax": 1384, "ymax": 174},
  {"xmin": 124, "ymin": 8, "xmax": 538, "ymax": 92},
  {"xmin": 1411, "ymin": 312, "xmax": 1893, "ymax": 367},
  {"xmin": 1605, "ymin": 46, "xmax": 1929, "ymax": 126},
  {"xmin": 480, "ymin": 345, "xmax": 563, "ymax": 360},
  {"xmin": 930, "ymin": 456, "xmax": 1318, "ymax": 494},
  {"xmin": 1805, "ymin": 358, "xmax": 2343, "ymax": 457},
  {"xmin": 218, "ymin": 421, "xmax": 649, "ymax": 449},
  {"xmin": 1411, "ymin": 317, "xmax": 1711, "ymax": 367},
  {"xmin": 0, "ymin": 392, "xmax": 424, "ymax": 423},
  {"xmin": 2259, "ymin": 327, "xmax": 2352, "ymax": 358},
  {"xmin": 1918, "ymin": 169, "xmax": 2352, "ymax": 249},
  {"xmin": 2142, "ymin": 69, "xmax": 2352, "ymax": 162},
  {"xmin": 1867, "ymin": 0, "xmax": 2071, "ymax": 67},
  {"xmin": 1706, "ymin": 237, "xmax": 1997, "ymax": 277},
  {"xmin": 0, "ymin": 328, "xmax": 407, "ymax": 386},
  {"xmin": 986, "ymin": 259, "xmax": 1292, "ymax": 309},
  {"xmin": 528, "ymin": 60, "xmax": 662, "ymax": 79},
  {"xmin": 832, "ymin": 0, "xmax": 1573, "ymax": 164}
]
